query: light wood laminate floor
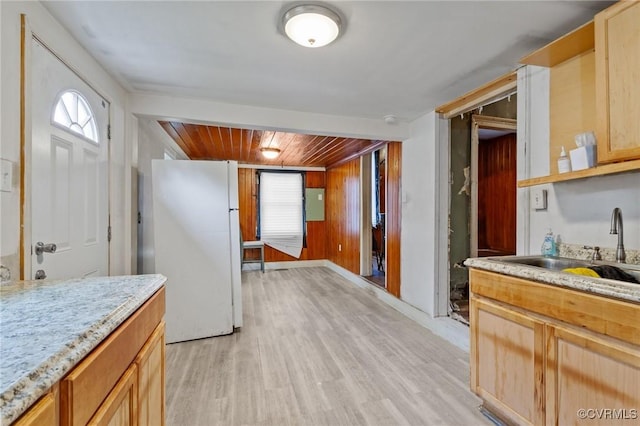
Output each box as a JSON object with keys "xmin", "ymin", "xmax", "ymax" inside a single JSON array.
[{"xmin": 165, "ymin": 267, "xmax": 490, "ymax": 426}]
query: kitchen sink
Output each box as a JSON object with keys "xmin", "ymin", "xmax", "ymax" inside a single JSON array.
[
  {"xmin": 487, "ymin": 255, "xmax": 640, "ymax": 284},
  {"xmin": 496, "ymin": 256, "xmax": 593, "ymax": 271}
]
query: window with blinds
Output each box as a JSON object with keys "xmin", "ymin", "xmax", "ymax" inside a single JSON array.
[{"xmin": 258, "ymin": 171, "xmax": 304, "ymax": 258}]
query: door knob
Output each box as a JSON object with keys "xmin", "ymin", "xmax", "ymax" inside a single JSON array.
[
  {"xmin": 35, "ymin": 269, "xmax": 47, "ymax": 280},
  {"xmin": 35, "ymin": 242, "xmax": 57, "ymax": 255}
]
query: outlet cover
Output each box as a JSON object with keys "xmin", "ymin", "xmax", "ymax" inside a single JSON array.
[{"xmin": 532, "ymin": 188, "xmax": 547, "ymax": 210}]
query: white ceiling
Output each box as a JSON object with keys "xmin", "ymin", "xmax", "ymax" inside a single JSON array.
[{"xmin": 42, "ymin": 1, "xmax": 613, "ymax": 123}]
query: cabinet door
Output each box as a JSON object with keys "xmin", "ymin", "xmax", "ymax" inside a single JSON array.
[
  {"xmin": 470, "ymin": 297, "xmax": 545, "ymax": 425},
  {"xmin": 88, "ymin": 365, "xmax": 138, "ymax": 426},
  {"xmin": 595, "ymin": 1, "xmax": 640, "ymax": 163},
  {"xmin": 14, "ymin": 393, "xmax": 56, "ymax": 426},
  {"xmin": 135, "ymin": 322, "xmax": 165, "ymax": 426},
  {"xmin": 546, "ymin": 325, "xmax": 640, "ymax": 426}
]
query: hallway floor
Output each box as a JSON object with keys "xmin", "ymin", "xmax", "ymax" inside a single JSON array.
[{"xmin": 165, "ymin": 267, "xmax": 489, "ymax": 425}]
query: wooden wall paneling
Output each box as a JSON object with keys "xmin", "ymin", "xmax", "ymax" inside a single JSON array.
[
  {"xmin": 326, "ymin": 159, "xmax": 360, "ymax": 273},
  {"xmin": 379, "ymin": 157, "xmax": 386, "ymax": 214},
  {"xmin": 306, "ymin": 171, "xmax": 326, "ymax": 188},
  {"xmin": 238, "ymin": 168, "xmax": 259, "ymax": 261},
  {"xmin": 386, "ymin": 142, "xmax": 401, "ymax": 298},
  {"xmin": 327, "ymin": 166, "xmax": 340, "ymax": 265},
  {"xmin": 478, "ymin": 133, "xmax": 516, "ymax": 255},
  {"xmin": 307, "ymin": 170, "xmax": 327, "ymax": 261}
]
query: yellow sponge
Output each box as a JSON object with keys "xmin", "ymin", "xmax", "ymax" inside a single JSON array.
[{"xmin": 562, "ymin": 267, "xmax": 600, "ymax": 278}]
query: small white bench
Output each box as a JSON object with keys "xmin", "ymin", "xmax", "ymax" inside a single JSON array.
[{"xmin": 242, "ymin": 240, "xmax": 265, "ymax": 273}]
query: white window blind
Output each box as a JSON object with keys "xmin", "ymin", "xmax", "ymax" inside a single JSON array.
[{"xmin": 259, "ymin": 172, "xmax": 303, "ymax": 258}]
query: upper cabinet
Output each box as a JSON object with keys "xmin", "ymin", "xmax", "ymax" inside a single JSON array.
[
  {"xmin": 518, "ymin": 1, "xmax": 640, "ymax": 187},
  {"xmin": 595, "ymin": 0, "xmax": 640, "ymax": 163}
]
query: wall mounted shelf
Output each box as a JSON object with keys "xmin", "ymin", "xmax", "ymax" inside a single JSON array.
[{"xmin": 517, "ymin": 159, "xmax": 640, "ymax": 187}]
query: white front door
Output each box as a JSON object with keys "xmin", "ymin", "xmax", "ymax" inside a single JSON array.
[{"xmin": 31, "ymin": 38, "xmax": 109, "ymax": 280}]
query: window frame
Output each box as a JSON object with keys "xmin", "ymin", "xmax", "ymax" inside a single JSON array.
[
  {"xmin": 256, "ymin": 170, "xmax": 307, "ymax": 247},
  {"xmin": 51, "ymin": 89, "xmax": 100, "ymax": 145}
]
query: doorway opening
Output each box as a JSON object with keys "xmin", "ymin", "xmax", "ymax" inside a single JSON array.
[
  {"xmin": 364, "ymin": 147, "xmax": 386, "ymax": 288},
  {"xmin": 448, "ymin": 96, "xmax": 517, "ymax": 325}
]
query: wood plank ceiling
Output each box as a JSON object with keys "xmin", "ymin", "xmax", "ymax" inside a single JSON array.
[{"xmin": 159, "ymin": 121, "xmax": 388, "ymax": 168}]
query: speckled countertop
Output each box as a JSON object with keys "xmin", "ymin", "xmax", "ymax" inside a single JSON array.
[
  {"xmin": 0, "ymin": 274, "xmax": 166, "ymax": 424},
  {"xmin": 465, "ymin": 257, "xmax": 640, "ymax": 304}
]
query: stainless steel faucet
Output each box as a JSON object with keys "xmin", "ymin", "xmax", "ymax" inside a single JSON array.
[{"xmin": 610, "ymin": 207, "xmax": 626, "ymax": 263}]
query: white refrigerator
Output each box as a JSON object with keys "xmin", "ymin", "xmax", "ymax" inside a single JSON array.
[{"xmin": 152, "ymin": 160, "xmax": 242, "ymax": 344}]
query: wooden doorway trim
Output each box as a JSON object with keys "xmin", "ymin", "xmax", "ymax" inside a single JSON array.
[
  {"xmin": 436, "ymin": 72, "xmax": 517, "ymax": 119},
  {"xmin": 20, "ymin": 14, "xmax": 31, "ymax": 280},
  {"xmin": 360, "ymin": 154, "xmax": 373, "ymax": 277},
  {"xmin": 386, "ymin": 142, "xmax": 402, "ymax": 298},
  {"xmin": 470, "ymin": 115, "xmax": 517, "ymax": 257}
]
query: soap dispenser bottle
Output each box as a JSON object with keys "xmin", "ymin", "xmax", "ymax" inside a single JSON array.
[
  {"xmin": 541, "ymin": 229, "xmax": 558, "ymax": 257},
  {"xmin": 558, "ymin": 146, "xmax": 572, "ymax": 174}
]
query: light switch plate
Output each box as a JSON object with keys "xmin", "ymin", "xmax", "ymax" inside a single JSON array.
[
  {"xmin": 532, "ymin": 188, "xmax": 547, "ymax": 210},
  {"xmin": 0, "ymin": 159, "xmax": 13, "ymax": 192}
]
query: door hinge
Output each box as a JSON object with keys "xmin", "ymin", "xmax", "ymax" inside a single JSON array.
[
  {"xmin": 108, "ymin": 225, "xmax": 112, "ymax": 242},
  {"xmin": 107, "ymin": 124, "xmax": 111, "ymax": 140}
]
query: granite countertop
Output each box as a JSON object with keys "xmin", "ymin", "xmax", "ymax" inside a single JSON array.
[
  {"xmin": 0, "ymin": 274, "xmax": 166, "ymax": 424},
  {"xmin": 464, "ymin": 257, "xmax": 640, "ymax": 304}
]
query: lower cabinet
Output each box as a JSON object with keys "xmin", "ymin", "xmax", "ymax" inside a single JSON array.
[
  {"xmin": 470, "ymin": 298, "xmax": 544, "ymax": 425},
  {"xmin": 13, "ymin": 288, "xmax": 166, "ymax": 426},
  {"xmin": 136, "ymin": 322, "xmax": 165, "ymax": 426},
  {"xmin": 14, "ymin": 392, "xmax": 57, "ymax": 426},
  {"xmin": 470, "ymin": 269, "xmax": 640, "ymax": 426},
  {"xmin": 546, "ymin": 325, "xmax": 640, "ymax": 426},
  {"xmin": 88, "ymin": 365, "xmax": 138, "ymax": 426}
]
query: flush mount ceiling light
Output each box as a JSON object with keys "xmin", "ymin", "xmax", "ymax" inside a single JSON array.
[
  {"xmin": 283, "ymin": 4, "xmax": 342, "ymax": 48},
  {"xmin": 260, "ymin": 147, "xmax": 281, "ymax": 159}
]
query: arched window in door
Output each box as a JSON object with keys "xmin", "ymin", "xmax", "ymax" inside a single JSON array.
[{"xmin": 52, "ymin": 90, "xmax": 99, "ymax": 143}]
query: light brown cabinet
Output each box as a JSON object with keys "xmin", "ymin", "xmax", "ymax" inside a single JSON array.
[
  {"xmin": 469, "ymin": 269, "xmax": 640, "ymax": 426},
  {"xmin": 88, "ymin": 365, "xmax": 138, "ymax": 426},
  {"xmin": 135, "ymin": 322, "xmax": 165, "ymax": 426},
  {"xmin": 13, "ymin": 288, "xmax": 165, "ymax": 426},
  {"xmin": 13, "ymin": 392, "xmax": 57, "ymax": 426},
  {"xmin": 470, "ymin": 299, "xmax": 544, "ymax": 425},
  {"xmin": 595, "ymin": 1, "xmax": 640, "ymax": 163},
  {"xmin": 518, "ymin": 1, "xmax": 640, "ymax": 187},
  {"xmin": 546, "ymin": 324, "xmax": 640, "ymax": 426}
]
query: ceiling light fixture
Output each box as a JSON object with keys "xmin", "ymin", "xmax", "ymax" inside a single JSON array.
[
  {"xmin": 283, "ymin": 4, "xmax": 342, "ymax": 48},
  {"xmin": 260, "ymin": 147, "xmax": 281, "ymax": 159}
]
